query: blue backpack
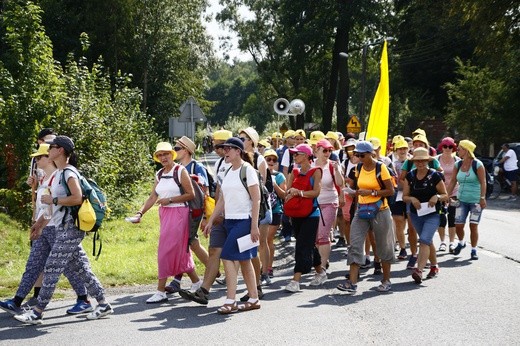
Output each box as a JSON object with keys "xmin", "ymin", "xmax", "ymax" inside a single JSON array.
[{"xmin": 61, "ymin": 167, "xmax": 108, "ymax": 258}]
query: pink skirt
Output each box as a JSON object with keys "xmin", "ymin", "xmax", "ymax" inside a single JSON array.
[{"xmin": 157, "ymin": 206, "xmax": 195, "ymax": 279}]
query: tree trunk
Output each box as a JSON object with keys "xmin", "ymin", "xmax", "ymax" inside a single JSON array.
[{"xmin": 336, "ymin": 0, "xmax": 352, "ymax": 135}]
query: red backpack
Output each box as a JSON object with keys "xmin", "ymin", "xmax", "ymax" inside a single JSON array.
[{"xmin": 283, "ymin": 167, "xmax": 321, "ymax": 218}]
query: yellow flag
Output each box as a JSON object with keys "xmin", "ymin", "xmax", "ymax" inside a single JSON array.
[{"xmin": 366, "ymin": 40, "xmax": 390, "ymax": 155}]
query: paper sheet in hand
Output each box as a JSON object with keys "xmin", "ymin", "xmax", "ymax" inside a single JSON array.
[
  {"xmin": 416, "ymin": 202, "xmax": 436, "ymax": 216},
  {"xmin": 237, "ymin": 234, "xmax": 259, "ymax": 253}
]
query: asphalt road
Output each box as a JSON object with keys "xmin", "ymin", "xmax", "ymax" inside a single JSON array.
[{"xmin": 1, "ymin": 153, "xmax": 519, "ymax": 345}]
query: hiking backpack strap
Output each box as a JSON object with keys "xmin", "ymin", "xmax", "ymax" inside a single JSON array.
[{"xmin": 170, "ymin": 165, "xmax": 189, "ymax": 208}]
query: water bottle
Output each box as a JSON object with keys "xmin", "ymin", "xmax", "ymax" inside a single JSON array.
[{"xmin": 41, "ymin": 188, "xmax": 52, "ymax": 220}]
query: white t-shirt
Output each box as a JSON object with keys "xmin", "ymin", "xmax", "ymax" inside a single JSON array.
[
  {"xmin": 504, "ymin": 149, "xmax": 518, "ymax": 171},
  {"xmin": 221, "ymin": 163, "xmax": 259, "ymax": 219},
  {"xmin": 36, "ymin": 171, "xmax": 57, "ymax": 226},
  {"xmin": 154, "ymin": 165, "xmax": 187, "ymax": 207},
  {"xmin": 281, "ymin": 148, "xmax": 292, "ymax": 168},
  {"xmin": 50, "ymin": 166, "xmax": 79, "ymax": 226},
  {"xmin": 214, "ymin": 157, "xmax": 231, "ymax": 186}
]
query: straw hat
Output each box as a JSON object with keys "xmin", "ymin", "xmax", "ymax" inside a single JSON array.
[
  {"xmin": 153, "ymin": 142, "xmax": 176, "ymax": 162},
  {"xmin": 176, "ymin": 136, "xmax": 196, "ymax": 155},
  {"xmin": 239, "ymin": 127, "xmax": 260, "ymax": 147},
  {"xmin": 410, "ymin": 147, "xmax": 433, "ymax": 161}
]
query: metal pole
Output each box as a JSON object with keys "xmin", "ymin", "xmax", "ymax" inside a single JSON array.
[
  {"xmin": 361, "ymin": 44, "xmax": 367, "ymax": 132},
  {"xmin": 190, "ymin": 98, "xmax": 194, "ymax": 140}
]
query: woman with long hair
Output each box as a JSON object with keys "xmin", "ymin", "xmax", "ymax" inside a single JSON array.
[
  {"xmin": 403, "ymin": 148, "xmax": 448, "ymax": 283},
  {"xmin": 204, "ymin": 137, "xmax": 261, "ymax": 314},
  {"xmin": 132, "ymin": 142, "xmax": 200, "ymax": 304},
  {"xmin": 446, "ymin": 140, "xmax": 487, "ymax": 260},
  {"xmin": 14, "ymin": 136, "xmax": 112, "ymax": 324}
]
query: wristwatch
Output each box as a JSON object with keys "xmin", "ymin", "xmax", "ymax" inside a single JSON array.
[
  {"xmin": 436, "ymin": 194, "xmax": 441, "ymax": 200},
  {"xmin": 53, "ymin": 197, "xmax": 58, "ymax": 206},
  {"xmin": 480, "ymin": 196, "xmax": 485, "ymax": 200}
]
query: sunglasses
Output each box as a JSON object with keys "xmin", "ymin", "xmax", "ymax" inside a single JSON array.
[
  {"xmin": 354, "ymin": 153, "xmax": 366, "ymax": 158},
  {"xmin": 223, "ymin": 146, "xmax": 238, "ymax": 152},
  {"xmin": 239, "ymin": 137, "xmax": 250, "ymax": 142},
  {"xmin": 49, "ymin": 145, "xmax": 60, "ymax": 149},
  {"xmin": 292, "ymin": 152, "xmax": 306, "ymax": 156},
  {"xmin": 443, "ymin": 145, "xmax": 454, "ymax": 149},
  {"xmin": 173, "ymin": 147, "xmax": 184, "ymax": 151},
  {"xmin": 321, "ymin": 149, "xmax": 332, "ymax": 153},
  {"xmin": 265, "ymin": 157, "xmax": 277, "ymax": 162}
]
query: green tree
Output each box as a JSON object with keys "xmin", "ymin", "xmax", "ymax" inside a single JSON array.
[{"xmin": 0, "ymin": 1, "xmax": 64, "ymax": 188}]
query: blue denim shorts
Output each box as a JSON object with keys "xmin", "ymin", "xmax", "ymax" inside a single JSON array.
[
  {"xmin": 455, "ymin": 201, "xmax": 483, "ymax": 225},
  {"xmin": 259, "ymin": 209, "xmax": 273, "ymax": 225},
  {"xmin": 410, "ymin": 212, "xmax": 440, "ymax": 245}
]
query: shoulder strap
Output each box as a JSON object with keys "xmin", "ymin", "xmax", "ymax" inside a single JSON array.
[
  {"xmin": 189, "ymin": 160, "xmax": 196, "ymax": 175},
  {"xmin": 375, "ymin": 162, "xmax": 385, "ymax": 190},
  {"xmin": 216, "ymin": 157, "xmax": 224, "ymax": 174},
  {"xmin": 172, "ymin": 165, "xmax": 182, "ymax": 189},
  {"xmin": 239, "ymin": 163, "xmax": 248, "ymax": 192},
  {"xmin": 253, "ymin": 152, "xmax": 259, "ymax": 170},
  {"xmin": 456, "ymin": 160, "xmax": 462, "ymax": 170},
  {"xmin": 471, "ymin": 159, "xmax": 478, "ymax": 175}
]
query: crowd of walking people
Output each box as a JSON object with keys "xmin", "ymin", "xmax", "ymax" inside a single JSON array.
[{"xmin": 1, "ymin": 125, "xmax": 517, "ymax": 324}]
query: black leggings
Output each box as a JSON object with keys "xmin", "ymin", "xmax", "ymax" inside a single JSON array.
[
  {"xmin": 291, "ymin": 217, "xmax": 321, "ymax": 274},
  {"xmin": 439, "ymin": 205, "xmax": 456, "ymax": 228}
]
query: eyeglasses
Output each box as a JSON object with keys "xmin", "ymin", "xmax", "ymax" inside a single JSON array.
[
  {"xmin": 265, "ymin": 157, "xmax": 277, "ymax": 162},
  {"xmin": 49, "ymin": 145, "xmax": 60, "ymax": 149},
  {"xmin": 173, "ymin": 147, "xmax": 184, "ymax": 151},
  {"xmin": 35, "ymin": 155, "xmax": 49, "ymax": 161},
  {"xmin": 239, "ymin": 137, "xmax": 250, "ymax": 142},
  {"xmin": 354, "ymin": 153, "xmax": 366, "ymax": 158},
  {"xmin": 293, "ymin": 152, "xmax": 306, "ymax": 156},
  {"xmin": 223, "ymin": 146, "xmax": 236, "ymax": 152},
  {"xmin": 443, "ymin": 145, "xmax": 454, "ymax": 149},
  {"xmin": 321, "ymin": 149, "xmax": 332, "ymax": 153},
  {"xmin": 258, "ymin": 145, "xmax": 265, "ymax": 149}
]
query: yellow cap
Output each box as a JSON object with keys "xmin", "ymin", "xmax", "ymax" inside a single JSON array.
[
  {"xmin": 294, "ymin": 129, "xmax": 306, "ymax": 138},
  {"xmin": 309, "ymin": 131, "xmax": 325, "ymax": 145},
  {"xmin": 213, "ymin": 130, "xmax": 233, "ymax": 141},
  {"xmin": 30, "ymin": 144, "xmax": 50, "ymax": 157},
  {"xmin": 368, "ymin": 137, "xmax": 382, "ymax": 150},
  {"xmin": 258, "ymin": 139, "xmax": 270, "ymax": 148},
  {"xmin": 263, "ymin": 149, "xmax": 278, "ymax": 159},
  {"xmin": 284, "ymin": 130, "xmax": 296, "ymax": 139},
  {"xmin": 271, "ymin": 132, "xmax": 283, "ymax": 139}
]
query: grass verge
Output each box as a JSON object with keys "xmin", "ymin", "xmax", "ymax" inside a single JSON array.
[{"xmin": 0, "ymin": 207, "xmax": 209, "ymax": 299}]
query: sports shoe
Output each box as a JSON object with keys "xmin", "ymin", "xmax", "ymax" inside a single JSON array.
[
  {"xmin": 215, "ymin": 276, "xmax": 226, "ymax": 286},
  {"xmin": 412, "ymin": 268, "xmax": 423, "ymax": 284},
  {"xmin": 190, "ymin": 281, "xmax": 202, "ymax": 292},
  {"xmin": 285, "ymin": 280, "xmax": 301, "ymax": 293},
  {"xmin": 373, "ymin": 261, "xmax": 382, "ymax": 275},
  {"xmin": 146, "ymin": 291, "xmax": 168, "ymax": 304},
  {"xmin": 449, "ymin": 243, "xmax": 455, "ymax": 254},
  {"xmin": 21, "ymin": 296, "xmax": 38, "ymax": 309},
  {"xmin": 268, "ymin": 269, "xmax": 274, "ymax": 278},
  {"xmin": 426, "ymin": 266, "xmax": 439, "ymax": 279},
  {"xmin": 14, "ymin": 309, "xmax": 42, "ymax": 325},
  {"xmin": 470, "ymin": 250, "xmax": 479, "ymax": 260},
  {"xmin": 179, "ymin": 288, "xmax": 209, "ymax": 305},
  {"xmin": 260, "ymin": 273, "xmax": 272, "ymax": 286},
  {"xmin": 453, "ymin": 242, "xmax": 466, "ymax": 255},
  {"xmin": 86, "ymin": 303, "xmax": 113, "ymax": 320},
  {"xmin": 336, "ymin": 237, "xmax": 347, "ymax": 248},
  {"xmin": 0, "ymin": 299, "xmax": 22, "ymax": 315},
  {"xmin": 66, "ymin": 299, "xmax": 93, "ymax": 315},
  {"xmin": 438, "ymin": 243, "xmax": 447, "ymax": 252},
  {"xmin": 407, "ymin": 256, "xmax": 418, "ymax": 269},
  {"xmin": 397, "ymin": 248, "xmax": 407, "ymax": 260},
  {"xmin": 336, "ymin": 280, "xmax": 357, "ymax": 294},
  {"xmin": 165, "ymin": 280, "xmax": 181, "ymax": 294},
  {"xmin": 360, "ymin": 257, "xmax": 371, "ymax": 269},
  {"xmin": 309, "ymin": 270, "xmax": 327, "ymax": 286},
  {"xmin": 376, "ymin": 280, "xmax": 392, "ymax": 292}
]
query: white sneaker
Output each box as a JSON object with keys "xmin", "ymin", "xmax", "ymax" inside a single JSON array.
[
  {"xmin": 284, "ymin": 280, "xmax": 300, "ymax": 293},
  {"xmin": 14, "ymin": 310, "xmax": 43, "ymax": 325},
  {"xmin": 86, "ymin": 303, "xmax": 113, "ymax": 320},
  {"xmin": 146, "ymin": 291, "xmax": 168, "ymax": 304},
  {"xmin": 309, "ymin": 270, "xmax": 327, "ymax": 286},
  {"xmin": 190, "ymin": 280, "xmax": 202, "ymax": 292}
]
